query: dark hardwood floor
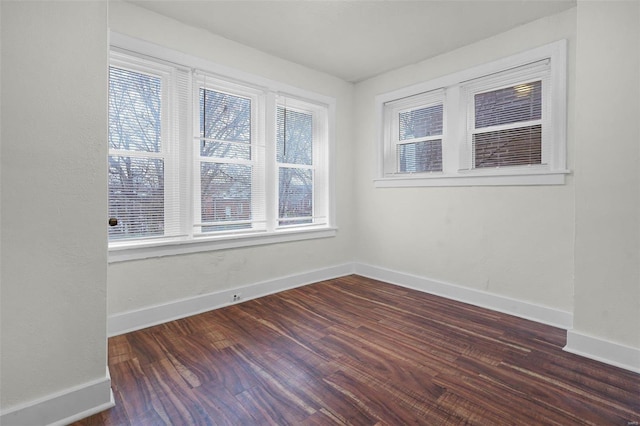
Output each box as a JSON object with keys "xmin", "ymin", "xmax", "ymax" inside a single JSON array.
[{"xmin": 74, "ymin": 275, "xmax": 640, "ymax": 425}]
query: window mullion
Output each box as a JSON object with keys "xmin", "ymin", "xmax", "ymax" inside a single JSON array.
[
  {"xmin": 384, "ymin": 106, "xmax": 398, "ymax": 176},
  {"xmin": 179, "ymin": 69, "xmax": 194, "ymax": 239},
  {"xmin": 472, "ymin": 118, "xmax": 543, "ymax": 135},
  {"xmin": 108, "ymin": 149, "xmax": 165, "ymax": 159},
  {"xmin": 197, "ymin": 156, "xmax": 254, "ymax": 166},
  {"xmin": 443, "ymin": 85, "xmax": 459, "ymax": 174},
  {"xmin": 264, "ymin": 91, "xmax": 277, "ymax": 232},
  {"xmin": 191, "ymin": 77, "xmax": 203, "ymax": 236},
  {"xmin": 395, "ymin": 134, "xmax": 442, "ymax": 145},
  {"xmin": 163, "ymin": 70, "xmax": 180, "ymax": 238}
]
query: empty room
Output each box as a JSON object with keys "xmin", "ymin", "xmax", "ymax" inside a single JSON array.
[{"xmin": 1, "ymin": 1, "xmax": 639, "ymax": 425}]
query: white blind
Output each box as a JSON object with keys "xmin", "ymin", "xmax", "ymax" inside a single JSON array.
[
  {"xmin": 472, "ymin": 81, "xmax": 543, "ymax": 169},
  {"xmin": 277, "ymin": 104, "xmax": 314, "ymax": 226},
  {"xmin": 108, "ymin": 54, "xmax": 190, "ymax": 242},
  {"xmin": 461, "ymin": 60, "xmax": 550, "ymax": 171},
  {"xmin": 277, "ymin": 98, "xmax": 328, "ymax": 227},
  {"xmin": 168, "ymin": 66, "xmax": 192, "ymax": 237},
  {"xmin": 108, "ymin": 48, "xmax": 333, "ymax": 245},
  {"xmin": 397, "ymin": 103, "xmax": 443, "ymax": 172},
  {"xmin": 108, "ymin": 64, "xmax": 168, "ymax": 241},
  {"xmin": 194, "ymin": 74, "xmax": 265, "ymax": 233}
]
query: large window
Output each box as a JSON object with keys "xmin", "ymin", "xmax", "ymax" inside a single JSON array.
[
  {"xmin": 276, "ymin": 99, "xmax": 328, "ymax": 227},
  {"xmin": 194, "ymin": 76, "xmax": 261, "ymax": 234},
  {"xmin": 108, "ymin": 57, "xmax": 178, "ymax": 241},
  {"xmin": 377, "ymin": 40, "xmax": 568, "ymax": 187},
  {"xmin": 108, "ymin": 39, "xmax": 334, "ymax": 261}
]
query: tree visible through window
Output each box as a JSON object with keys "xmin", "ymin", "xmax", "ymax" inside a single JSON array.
[
  {"xmin": 398, "ymin": 104, "xmax": 443, "ymax": 172},
  {"xmin": 107, "ymin": 46, "xmax": 333, "ymax": 254},
  {"xmin": 108, "ymin": 66, "xmax": 165, "ymax": 240},
  {"xmin": 199, "ymin": 88, "xmax": 253, "ymax": 232},
  {"xmin": 277, "ymin": 106, "xmax": 314, "ymax": 226}
]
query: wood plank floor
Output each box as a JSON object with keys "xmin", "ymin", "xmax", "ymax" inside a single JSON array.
[{"xmin": 74, "ymin": 275, "xmax": 640, "ymax": 425}]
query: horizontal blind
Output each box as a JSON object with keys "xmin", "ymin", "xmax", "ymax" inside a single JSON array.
[
  {"xmin": 473, "ymin": 80, "xmax": 542, "ymax": 169},
  {"xmin": 168, "ymin": 66, "xmax": 192, "ymax": 237},
  {"xmin": 108, "ymin": 55, "xmax": 190, "ymax": 242},
  {"xmin": 461, "ymin": 61, "xmax": 550, "ymax": 171},
  {"xmin": 108, "ymin": 64, "xmax": 167, "ymax": 241},
  {"xmin": 195, "ymin": 74, "xmax": 265, "ymax": 233},
  {"xmin": 399, "ymin": 104, "xmax": 443, "ymax": 140},
  {"xmin": 108, "ymin": 67, "xmax": 161, "ymax": 153},
  {"xmin": 108, "ymin": 155, "xmax": 165, "ymax": 239},
  {"xmin": 474, "ymin": 81, "xmax": 542, "ymax": 129},
  {"xmin": 277, "ymin": 104, "xmax": 314, "ymax": 226},
  {"xmin": 397, "ymin": 103, "xmax": 443, "ymax": 173},
  {"xmin": 276, "ymin": 99, "xmax": 328, "ymax": 227}
]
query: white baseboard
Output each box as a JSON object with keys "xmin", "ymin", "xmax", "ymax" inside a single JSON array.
[
  {"xmin": 0, "ymin": 372, "xmax": 114, "ymax": 426},
  {"xmin": 108, "ymin": 263, "xmax": 355, "ymax": 336},
  {"xmin": 108, "ymin": 261, "xmax": 640, "ymax": 375},
  {"xmin": 564, "ymin": 330, "xmax": 640, "ymax": 374},
  {"xmin": 353, "ymin": 262, "xmax": 574, "ymax": 329}
]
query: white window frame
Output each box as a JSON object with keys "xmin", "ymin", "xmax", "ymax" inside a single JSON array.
[
  {"xmin": 192, "ymin": 74, "xmax": 266, "ymax": 236},
  {"xmin": 460, "ymin": 61, "xmax": 550, "ymax": 173},
  {"xmin": 383, "ymin": 89, "xmax": 445, "ymax": 175},
  {"xmin": 108, "ymin": 53, "xmax": 183, "ymax": 240},
  {"xmin": 108, "ymin": 33, "xmax": 336, "ymax": 263},
  {"xmin": 276, "ymin": 96, "xmax": 330, "ymax": 229},
  {"xmin": 375, "ymin": 40, "xmax": 568, "ymax": 187}
]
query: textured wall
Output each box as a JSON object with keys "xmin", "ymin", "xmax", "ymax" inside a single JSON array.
[
  {"xmin": 107, "ymin": 2, "xmax": 355, "ymax": 316},
  {"xmin": 573, "ymin": 0, "xmax": 640, "ymax": 349},
  {"xmin": 352, "ymin": 9, "xmax": 577, "ymax": 311},
  {"xmin": 1, "ymin": 0, "xmax": 108, "ymax": 410}
]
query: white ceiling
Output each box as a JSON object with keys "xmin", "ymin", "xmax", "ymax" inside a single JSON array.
[{"xmin": 129, "ymin": 0, "xmax": 575, "ymax": 83}]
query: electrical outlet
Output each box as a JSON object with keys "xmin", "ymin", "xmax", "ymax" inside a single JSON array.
[{"xmin": 232, "ymin": 293, "xmax": 241, "ymax": 302}]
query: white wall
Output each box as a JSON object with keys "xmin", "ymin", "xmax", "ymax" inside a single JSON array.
[
  {"xmin": 1, "ymin": 4, "xmax": 636, "ymax": 423},
  {"xmin": 572, "ymin": 1, "xmax": 640, "ymax": 351},
  {"xmin": 107, "ymin": 2, "xmax": 355, "ymax": 318},
  {"xmin": 353, "ymin": 9, "xmax": 577, "ymax": 312},
  {"xmin": 0, "ymin": 1, "xmax": 111, "ymax": 423}
]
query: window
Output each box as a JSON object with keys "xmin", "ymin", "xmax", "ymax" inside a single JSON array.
[
  {"xmin": 384, "ymin": 90, "xmax": 444, "ymax": 174},
  {"xmin": 471, "ymin": 81, "xmax": 542, "ymax": 169},
  {"xmin": 108, "ymin": 35, "xmax": 334, "ymax": 262},
  {"xmin": 376, "ymin": 40, "xmax": 568, "ymax": 187},
  {"xmin": 194, "ymin": 75, "xmax": 263, "ymax": 234},
  {"xmin": 108, "ymin": 56, "xmax": 180, "ymax": 241},
  {"xmin": 277, "ymin": 99, "xmax": 328, "ymax": 227}
]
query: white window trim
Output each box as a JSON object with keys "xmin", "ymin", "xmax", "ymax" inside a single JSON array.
[
  {"xmin": 374, "ymin": 40, "xmax": 569, "ymax": 187},
  {"xmin": 384, "ymin": 89, "xmax": 445, "ymax": 174},
  {"xmin": 192, "ymin": 73, "xmax": 267, "ymax": 235},
  {"xmin": 108, "ymin": 32, "xmax": 336, "ymax": 263},
  {"xmin": 276, "ymin": 96, "xmax": 330, "ymax": 228}
]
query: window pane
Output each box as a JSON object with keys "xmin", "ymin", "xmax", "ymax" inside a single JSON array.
[
  {"xmin": 474, "ymin": 125, "xmax": 542, "ymax": 168},
  {"xmin": 109, "ymin": 67, "xmax": 162, "ymax": 152},
  {"xmin": 200, "ymin": 163, "xmax": 252, "ymax": 232},
  {"xmin": 475, "ymin": 81, "xmax": 542, "ymax": 128},
  {"xmin": 279, "ymin": 168, "xmax": 312, "ymax": 225},
  {"xmin": 108, "ymin": 156, "xmax": 164, "ymax": 240},
  {"xmin": 399, "ymin": 104, "xmax": 443, "ymax": 140},
  {"xmin": 398, "ymin": 140, "xmax": 442, "ymax": 173},
  {"xmin": 200, "ymin": 89, "xmax": 251, "ymax": 158},
  {"xmin": 277, "ymin": 107, "xmax": 313, "ymax": 165}
]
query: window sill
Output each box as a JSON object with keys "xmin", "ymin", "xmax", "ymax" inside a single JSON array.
[
  {"xmin": 374, "ymin": 169, "xmax": 570, "ymax": 188},
  {"xmin": 108, "ymin": 226, "xmax": 338, "ymax": 263}
]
